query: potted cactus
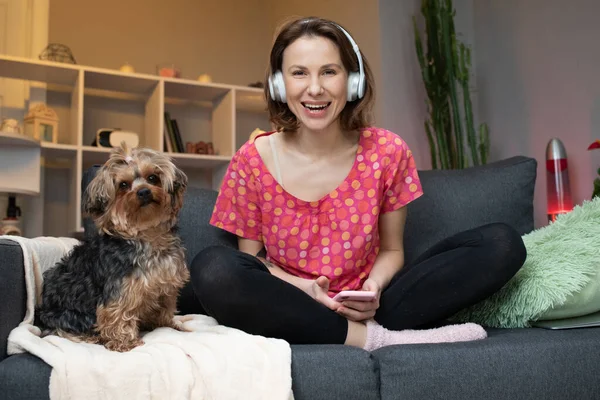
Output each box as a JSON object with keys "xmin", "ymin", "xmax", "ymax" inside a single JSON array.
[{"xmin": 413, "ymin": 0, "xmax": 489, "ymax": 169}]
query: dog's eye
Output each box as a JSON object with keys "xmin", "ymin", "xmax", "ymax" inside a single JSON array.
[
  {"xmin": 119, "ymin": 181, "xmax": 130, "ymax": 190},
  {"xmin": 147, "ymin": 174, "xmax": 160, "ymax": 184}
]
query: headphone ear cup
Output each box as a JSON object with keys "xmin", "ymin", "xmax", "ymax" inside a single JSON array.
[
  {"xmin": 347, "ymin": 72, "xmax": 360, "ymax": 102},
  {"xmin": 269, "ymin": 71, "xmax": 287, "ymax": 103},
  {"xmin": 357, "ymin": 73, "xmax": 365, "ymax": 100}
]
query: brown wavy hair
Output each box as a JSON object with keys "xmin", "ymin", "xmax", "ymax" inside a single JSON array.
[{"xmin": 264, "ymin": 16, "xmax": 375, "ymax": 133}]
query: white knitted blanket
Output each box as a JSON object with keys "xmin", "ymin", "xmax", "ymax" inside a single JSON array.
[{"xmin": 3, "ymin": 235, "xmax": 294, "ymax": 400}]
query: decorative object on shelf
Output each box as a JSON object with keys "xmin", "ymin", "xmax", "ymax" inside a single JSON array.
[
  {"xmin": 92, "ymin": 128, "xmax": 140, "ymax": 149},
  {"xmin": 248, "ymin": 81, "xmax": 264, "ymax": 88},
  {"xmin": 0, "ymin": 118, "xmax": 22, "ymax": 134},
  {"xmin": 0, "ymin": 195, "xmax": 22, "ymax": 236},
  {"xmin": 186, "ymin": 141, "xmax": 215, "ymax": 155},
  {"xmin": 157, "ymin": 64, "xmax": 181, "ymax": 78},
  {"xmin": 546, "ymin": 138, "xmax": 573, "ymax": 223},
  {"xmin": 197, "ymin": 74, "xmax": 212, "ymax": 83},
  {"xmin": 413, "ymin": 0, "xmax": 489, "ymax": 169},
  {"xmin": 39, "ymin": 43, "xmax": 77, "ymax": 64},
  {"xmin": 587, "ymin": 139, "xmax": 600, "ymax": 199},
  {"xmin": 119, "ymin": 63, "xmax": 136, "ymax": 73},
  {"xmin": 23, "ymin": 103, "xmax": 59, "ymax": 143}
]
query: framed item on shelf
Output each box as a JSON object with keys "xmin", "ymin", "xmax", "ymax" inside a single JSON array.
[{"xmin": 23, "ymin": 103, "xmax": 59, "ymax": 143}]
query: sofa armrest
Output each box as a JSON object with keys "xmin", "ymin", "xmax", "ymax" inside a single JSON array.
[{"xmin": 0, "ymin": 239, "xmax": 27, "ymax": 362}]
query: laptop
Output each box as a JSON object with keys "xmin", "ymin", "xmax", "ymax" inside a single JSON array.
[{"xmin": 532, "ymin": 310, "xmax": 600, "ymax": 330}]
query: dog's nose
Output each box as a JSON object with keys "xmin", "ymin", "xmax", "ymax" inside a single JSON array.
[{"xmin": 136, "ymin": 188, "xmax": 153, "ymax": 205}]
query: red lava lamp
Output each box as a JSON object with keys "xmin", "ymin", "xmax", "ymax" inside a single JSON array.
[{"xmin": 546, "ymin": 138, "xmax": 573, "ymax": 223}]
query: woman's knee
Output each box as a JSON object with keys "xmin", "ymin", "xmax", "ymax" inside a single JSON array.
[
  {"xmin": 480, "ymin": 222, "xmax": 527, "ymax": 276},
  {"xmin": 190, "ymin": 245, "xmax": 240, "ymax": 294}
]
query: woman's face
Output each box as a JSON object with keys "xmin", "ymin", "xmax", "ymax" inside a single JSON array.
[{"xmin": 281, "ymin": 35, "xmax": 348, "ymax": 133}]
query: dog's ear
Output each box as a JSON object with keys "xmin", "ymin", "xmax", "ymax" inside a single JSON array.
[
  {"xmin": 173, "ymin": 166, "xmax": 188, "ymax": 193},
  {"xmin": 170, "ymin": 166, "xmax": 188, "ymax": 213},
  {"xmin": 83, "ymin": 168, "xmax": 114, "ymax": 218}
]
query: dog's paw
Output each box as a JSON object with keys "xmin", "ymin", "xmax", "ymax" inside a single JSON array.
[
  {"xmin": 172, "ymin": 315, "xmax": 195, "ymax": 332},
  {"xmin": 104, "ymin": 338, "xmax": 144, "ymax": 352}
]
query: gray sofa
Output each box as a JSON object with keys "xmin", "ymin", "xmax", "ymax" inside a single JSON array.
[{"xmin": 2, "ymin": 155, "xmax": 600, "ymax": 399}]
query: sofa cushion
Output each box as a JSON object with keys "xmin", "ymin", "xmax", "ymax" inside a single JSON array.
[
  {"xmin": 373, "ymin": 327, "xmax": 600, "ymax": 400},
  {"xmin": 0, "ymin": 354, "xmax": 51, "ymax": 400},
  {"xmin": 0, "ymin": 345, "xmax": 379, "ymax": 400},
  {"xmin": 403, "ymin": 156, "xmax": 537, "ymax": 265},
  {"xmin": 291, "ymin": 345, "xmax": 380, "ymax": 400}
]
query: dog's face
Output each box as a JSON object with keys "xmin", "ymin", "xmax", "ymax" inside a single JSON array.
[{"xmin": 83, "ymin": 144, "xmax": 187, "ymax": 237}]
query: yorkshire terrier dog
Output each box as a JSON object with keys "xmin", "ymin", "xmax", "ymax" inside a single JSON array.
[{"xmin": 36, "ymin": 144, "xmax": 190, "ymax": 352}]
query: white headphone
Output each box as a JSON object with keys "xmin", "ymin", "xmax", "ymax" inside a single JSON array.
[{"xmin": 268, "ymin": 23, "xmax": 366, "ymax": 103}]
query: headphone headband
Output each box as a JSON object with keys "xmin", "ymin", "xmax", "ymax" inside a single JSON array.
[{"xmin": 334, "ymin": 23, "xmax": 365, "ymax": 96}]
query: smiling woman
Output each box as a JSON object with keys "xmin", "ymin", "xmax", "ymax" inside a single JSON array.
[
  {"xmin": 265, "ymin": 17, "xmax": 375, "ymax": 134},
  {"xmin": 182, "ymin": 16, "xmax": 528, "ymax": 353}
]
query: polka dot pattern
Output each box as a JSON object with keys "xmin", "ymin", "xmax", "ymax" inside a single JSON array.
[{"xmin": 210, "ymin": 127, "xmax": 423, "ymax": 295}]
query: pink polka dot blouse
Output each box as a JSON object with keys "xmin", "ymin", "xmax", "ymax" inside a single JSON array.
[{"xmin": 209, "ymin": 127, "xmax": 424, "ymax": 296}]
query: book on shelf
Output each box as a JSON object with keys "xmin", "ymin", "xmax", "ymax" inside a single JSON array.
[
  {"xmin": 171, "ymin": 119, "xmax": 185, "ymax": 153},
  {"xmin": 163, "ymin": 111, "xmax": 184, "ymax": 153}
]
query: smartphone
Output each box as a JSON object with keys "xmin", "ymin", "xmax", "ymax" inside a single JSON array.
[{"xmin": 332, "ymin": 290, "xmax": 377, "ymax": 302}]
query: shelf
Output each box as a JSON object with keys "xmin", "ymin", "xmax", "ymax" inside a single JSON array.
[
  {"xmin": 0, "ymin": 187, "xmax": 38, "ymax": 195},
  {"xmin": 235, "ymin": 87, "xmax": 266, "ymax": 113},
  {"xmin": 82, "ymin": 146, "xmax": 111, "ymax": 166},
  {"xmin": 0, "ymin": 131, "xmax": 40, "ymax": 147},
  {"xmin": 164, "ymin": 79, "xmax": 230, "ymax": 103},
  {"xmin": 168, "ymin": 153, "xmax": 231, "ymax": 169},
  {"xmin": 82, "ymin": 146, "xmax": 112, "ymax": 153},
  {"xmin": 41, "ymin": 143, "xmax": 77, "ymax": 159},
  {"xmin": 84, "ymin": 69, "xmax": 159, "ymax": 97},
  {"xmin": 0, "ymin": 53, "xmax": 268, "ymax": 237},
  {"xmin": 0, "ymin": 54, "xmax": 79, "ymax": 86}
]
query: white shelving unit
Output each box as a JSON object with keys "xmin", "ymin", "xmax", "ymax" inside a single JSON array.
[
  {"xmin": 0, "ymin": 131, "xmax": 41, "ymax": 195},
  {"xmin": 0, "ymin": 54, "xmax": 271, "ymax": 238}
]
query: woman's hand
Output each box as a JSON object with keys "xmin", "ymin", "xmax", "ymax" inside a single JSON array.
[
  {"xmin": 311, "ymin": 276, "xmax": 341, "ymax": 312},
  {"xmin": 336, "ymin": 278, "xmax": 382, "ymax": 322}
]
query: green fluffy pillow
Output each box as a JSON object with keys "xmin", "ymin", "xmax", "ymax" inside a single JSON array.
[{"xmin": 450, "ymin": 197, "xmax": 600, "ymax": 328}]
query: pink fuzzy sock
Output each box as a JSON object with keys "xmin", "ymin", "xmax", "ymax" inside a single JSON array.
[{"xmin": 363, "ymin": 320, "xmax": 487, "ymax": 351}]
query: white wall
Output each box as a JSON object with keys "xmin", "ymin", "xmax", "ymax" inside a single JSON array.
[
  {"xmin": 378, "ymin": 0, "xmax": 428, "ymax": 167},
  {"xmin": 48, "ymin": 0, "xmax": 382, "ymax": 96},
  {"xmin": 473, "ymin": 0, "xmax": 600, "ymax": 228},
  {"xmin": 49, "ymin": 0, "xmax": 273, "ymax": 86}
]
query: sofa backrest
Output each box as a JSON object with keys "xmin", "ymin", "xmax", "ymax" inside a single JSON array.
[
  {"xmin": 402, "ymin": 155, "xmax": 537, "ymax": 264},
  {"xmin": 82, "ymin": 155, "xmax": 537, "ymax": 267}
]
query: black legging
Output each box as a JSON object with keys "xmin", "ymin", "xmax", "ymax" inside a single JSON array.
[{"xmin": 180, "ymin": 222, "xmax": 526, "ymax": 345}]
